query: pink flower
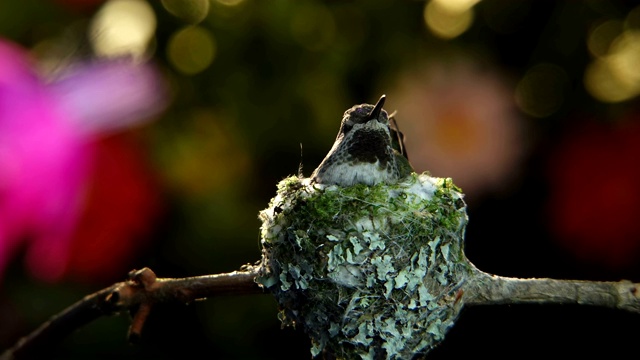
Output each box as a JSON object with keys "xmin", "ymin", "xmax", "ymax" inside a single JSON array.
[
  {"xmin": 388, "ymin": 61, "xmax": 524, "ymax": 198},
  {"xmin": 0, "ymin": 39, "xmax": 165, "ymax": 282}
]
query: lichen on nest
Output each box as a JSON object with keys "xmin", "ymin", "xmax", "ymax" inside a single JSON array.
[{"xmin": 258, "ymin": 173, "xmax": 470, "ymax": 360}]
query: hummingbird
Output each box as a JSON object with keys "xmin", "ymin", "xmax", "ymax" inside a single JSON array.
[
  {"xmin": 311, "ymin": 95, "xmax": 413, "ymax": 186},
  {"xmin": 259, "ymin": 95, "xmax": 468, "ymax": 360}
]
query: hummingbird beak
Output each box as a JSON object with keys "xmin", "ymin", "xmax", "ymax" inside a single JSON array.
[{"xmin": 366, "ymin": 95, "xmax": 386, "ymax": 122}]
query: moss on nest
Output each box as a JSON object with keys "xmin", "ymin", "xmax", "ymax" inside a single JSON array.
[{"xmin": 258, "ymin": 173, "xmax": 470, "ymax": 360}]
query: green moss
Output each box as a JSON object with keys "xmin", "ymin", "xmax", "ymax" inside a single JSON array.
[{"xmin": 258, "ymin": 173, "xmax": 470, "ymax": 360}]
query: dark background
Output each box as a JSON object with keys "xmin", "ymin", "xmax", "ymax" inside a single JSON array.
[{"xmin": 2, "ymin": 0, "xmax": 640, "ymax": 358}]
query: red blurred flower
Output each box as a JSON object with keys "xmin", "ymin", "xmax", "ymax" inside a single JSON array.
[
  {"xmin": 548, "ymin": 118, "xmax": 640, "ymax": 269},
  {"xmin": 64, "ymin": 134, "xmax": 162, "ymax": 283},
  {"xmin": 0, "ymin": 39, "xmax": 166, "ymax": 283}
]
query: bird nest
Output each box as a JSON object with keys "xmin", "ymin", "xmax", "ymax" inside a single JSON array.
[{"xmin": 258, "ymin": 173, "xmax": 470, "ymax": 360}]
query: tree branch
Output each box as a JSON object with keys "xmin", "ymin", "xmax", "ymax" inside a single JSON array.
[
  {"xmin": 4, "ymin": 260, "xmax": 640, "ymax": 359},
  {"xmin": 463, "ymin": 264, "xmax": 640, "ymax": 313},
  {"xmin": 1, "ymin": 265, "xmax": 264, "ymax": 360}
]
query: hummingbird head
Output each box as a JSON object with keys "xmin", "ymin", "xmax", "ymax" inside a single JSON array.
[{"xmin": 311, "ymin": 95, "xmax": 409, "ymax": 186}]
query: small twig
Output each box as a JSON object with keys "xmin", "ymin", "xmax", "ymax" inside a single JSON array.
[
  {"xmin": 463, "ymin": 264, "xmax": 640, "ymax": 313},
  {"xmin": 1, "ymin": 265, "xmax": 264, "ymax": 360}
]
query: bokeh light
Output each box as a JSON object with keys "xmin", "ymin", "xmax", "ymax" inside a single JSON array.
[
  {"xmin": 587, "ymin": 20, "xmax": 623, "ymax": 57},
  {"xmin": 627, "ymin": 5, "xmax": 640, "ymax": 29},
  {"xmin": 516, "ymin": 63, "xmax": 568, "ymax": 118},
  {"xmin": 424, "ymin": 0, "xmax": 477, "ymax": 39},
  {"xmin": 167, "ymin": 25, "xmax": 216, "ymax": 75},
  {"xmin": 434, "ymin": 0, "xmax": 481, "ymax": 13},
  {"xmin": 89, "ymin": 0, "xmax": 156, "ymax": 59},
  {"xmin": 216, "ymin": 0, "xmax": 244, "ymax": 6},
  {"xmin": 161, "ymin": 0, "xmax": 209, "ymax": 24},
  {"xmin": 585, "ymin": 7, "xmax": 640, "ymax": 103},
  {"xmin": 609, "ymin": 31, "xmax": 640, "ymax": 88}
]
